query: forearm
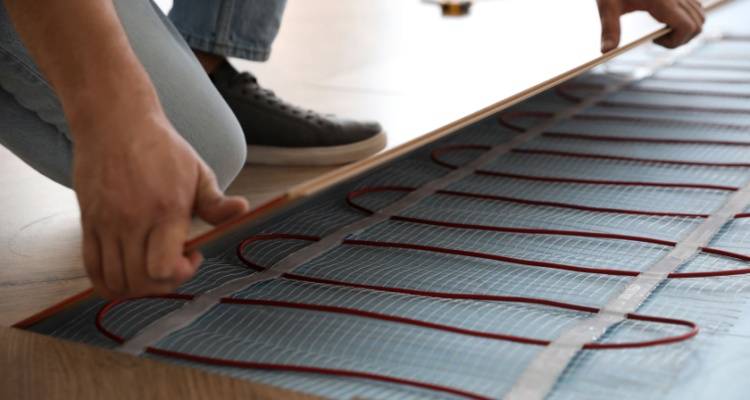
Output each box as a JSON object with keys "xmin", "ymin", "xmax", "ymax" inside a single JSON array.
[{"xmin": 3, "ymin": 0, "xmax": 161, "ymax": 139}]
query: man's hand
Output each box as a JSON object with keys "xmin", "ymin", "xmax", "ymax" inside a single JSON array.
[
  {"xmin": 72, "ymin": 100, "xmax": 249, "ymax": 299},
  {"xmin": 5, "ymin": 0, "xmax": 249, "ymax": 299},
  {"xmin": 597, "ymin": 0, "xmax": 705, "ymax": 53}
]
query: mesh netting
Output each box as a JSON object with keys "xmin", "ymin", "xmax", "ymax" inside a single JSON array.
[
  {"xmin": 27, "ymin": 14, "xmax": 750, "ymax": 400},
  {"xmin": 653, "ymin": 65, "xmax": 750, "ymax": 83},
  {"xmin": 447, "ymin": 174, "xmax": 727, "ymax": 216},
  {"xmin": 633, "ymin": 77, "xmax": 750, "ymax": 95}
]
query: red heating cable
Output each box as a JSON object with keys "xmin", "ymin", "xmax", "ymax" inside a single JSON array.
[
  {"xmin": 555, "ymin": 82, "xmax": 750, "ymax": 114},
  {"xmin": 498, "ymin": 111, "xmax": 750, "ymax": 169},
  {"xmin": 95, "ymin": 262, "xmax": 698, "ymax": 400},
  {"xmin": 722, "ymin": 35, "xmax": 750, "ymax": 42},
  {"xmin": 431, "ymin": 143, "xmax": 750, "ymax": 219},
  {"xmin": 95, "ymin": 294, "xmax": 493, "ymax": 400},
  {"xmin": 500, "ymin": 107, "xmax": 750, "ymax": 134},
  {"xmin": 432, "ymin": 144, "xmax": 743, "ymax": 191},
  {"xmin": 92, "ymin": 60, "xmax": 750, "ymax": 398},
  {"xmin": 514, "ymin": 148, "xmax": 750, "ymax": 168},
  {"xmin": 95, "ymin": 188, "xmax": 725, "ymax": 399},
  {"xmin": 343, "ymin": 188, "xmax": 750, "ymax": 279},
  {"xmin": 419, "ymin": 186, "xmax": 712, "ymax": 218},
  {"xmin": 96, "ymin": 289, "xmax": 698, "ymax": 353},
  {"xmin": 646, "ymin": 76, "xmax": 750, "ymax": 85},
  {"xmin": 498, "ymin": 111, "xmax": 750, "ymax": 147},
  {"xmin": 526, "ymin": 81, "xmax": 750, "ymax": 216},
  {"xmin": 557, "ymin": 79, "xmax": 750, "ymax": 100},
  {"xmin": 670, "ymin": 62, "xmax": 750, "ymax": 74},
  {"xmin": 91, "ymin": 192, "xmax": 726, "ymax": 397}
]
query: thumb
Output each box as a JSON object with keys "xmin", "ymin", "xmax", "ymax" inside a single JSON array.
[
  {"xmin": 194, "ymin": 166, "xmax": 250, "ymax": 225},
  {"xmin": 597, "ymin": 0, "xmax": 622, "ymax": 53}
]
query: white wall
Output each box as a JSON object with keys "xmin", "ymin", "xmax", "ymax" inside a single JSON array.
[{"xmin": 153, "ymin": 0, "xmax": 172, "ymax": 13}]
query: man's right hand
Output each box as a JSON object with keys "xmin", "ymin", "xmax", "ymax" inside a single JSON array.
[
  {"xmin": 4, "ymin": 0, "xmax": 249, "ymax": 299},
  {"xmin": 72, "ymin": 98, "xmax": 248, "ymax": 299}
]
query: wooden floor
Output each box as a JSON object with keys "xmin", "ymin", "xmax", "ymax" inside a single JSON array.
[{"xmin": 0, "ymin": 326, "xmax": 318, "ymax": 400}]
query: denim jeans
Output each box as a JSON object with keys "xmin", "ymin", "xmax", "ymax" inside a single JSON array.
[
  {"xmin": 169, "ymin": 0, "xmax": 288, "ymax": 61},
  {"xmin": 0, "ymin": 0, "xmax": 251, "ymax": 189}
]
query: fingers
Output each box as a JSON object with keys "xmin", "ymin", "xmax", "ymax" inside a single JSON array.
[
  {"xmin": 679, "ymin": 0, "xmax": 704, "ymax": 40},
  {"xmin": 684, "ymin": 0, "xmax": 705, "ymax": 25},
  {"xmin": 85, "ymin": 215, "xmax": 198, "ymax": 299},
  {"xmin": 184, "ymin": 250, "xmax": 204, "ymax": 281},
  {"xmin": 145, "ymin": 217, "xmax": 195, "ymax": 283},
  {"xmin": 79, "ymin": 165, "xmax": 241, "ymax": 299},
  {"xmin": 194, "ymin": 167, "xmax": 250, "ymax": 225},
  {"xmin": 82, "ymin": 226, "xmax": 112, "ymax": 298},
  {"xmin": 597, "ymin": 0, "xmax": 623, "ymax": 53},
  {"xmin": 100, "ymin": 234, "xmax": 127, "ymax": 297},
  {"xmin": 122, "ymin": 228, "xmax": 148, "ymax": 296},
  {"xmin": 122, "ymin": 226, "xmax": 178, "ymax": 297},
  {"xmin": 653, "ymin": 0, "xmax": 703, "ymax": 49}
]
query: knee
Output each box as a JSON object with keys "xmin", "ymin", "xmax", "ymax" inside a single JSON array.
[
  {"xmin": 196, "ymin": 110, "xmax": 247, "ymax": 191},
  {"xmin": 164, "ymin": 93, "xmax": 246, "ymax": 191}
]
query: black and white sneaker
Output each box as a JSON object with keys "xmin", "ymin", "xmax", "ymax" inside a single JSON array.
[{"xmin": 210, "ymin": 61, "xmax": 387, "ymax": 166}]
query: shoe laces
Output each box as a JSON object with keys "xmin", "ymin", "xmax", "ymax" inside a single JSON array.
[{"xmin": 232, "ymin": 72, "xmax": 333, "ymax": 127}]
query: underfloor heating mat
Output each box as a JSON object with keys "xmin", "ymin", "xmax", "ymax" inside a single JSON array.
[{"xmin": 22, "ymin": 1, "xmax": 750, "ymax": 399}]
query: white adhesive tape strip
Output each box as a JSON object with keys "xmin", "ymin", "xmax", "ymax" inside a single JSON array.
[{"xmin": 504, "ymin": 37, "xmax": 749, "ymax": 400}]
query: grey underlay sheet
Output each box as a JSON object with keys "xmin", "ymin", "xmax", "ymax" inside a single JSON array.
[{"xmin": 24, "ymin": 3, "xmax": 750, "ymax": 399}]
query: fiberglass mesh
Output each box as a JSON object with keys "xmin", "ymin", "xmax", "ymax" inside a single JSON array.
[{"xmin": 30, "ymin": 25, "xmax": 750, "ymax": 400}]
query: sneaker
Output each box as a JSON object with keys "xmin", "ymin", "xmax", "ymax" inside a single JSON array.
[{"xmin": 210, "ymin": 61, "xmax": 387, "ymax": 166}]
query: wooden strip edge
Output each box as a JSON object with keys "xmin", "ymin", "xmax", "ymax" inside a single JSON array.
[
  {"xmin": 12, "ymin": 194, "xmax": 296, "ymax": 328},
  {"xmin": 12, "ymin": 288, "xmax": 96, "ymax": 329}
]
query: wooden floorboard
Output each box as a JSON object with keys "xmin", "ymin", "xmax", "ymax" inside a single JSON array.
[{"xmin": 0, "ymin": 326, "xmax": 318, "ymax": 400}]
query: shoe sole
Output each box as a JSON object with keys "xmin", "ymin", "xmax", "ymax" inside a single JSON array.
[{"xmin": 245, "ymin": 131, "xmax": 387, "ymax": 166}]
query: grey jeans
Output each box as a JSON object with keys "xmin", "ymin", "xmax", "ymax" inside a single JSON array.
[{"xmin": 0, "ymin": 0, "xmax": 287, "ymax": 189}]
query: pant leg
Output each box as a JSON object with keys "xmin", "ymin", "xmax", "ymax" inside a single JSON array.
[
  {"xmin": 168, "ymin": 0, "xmax": 288, "ymax": 61},
  {"xmin": 0, "ymin": 88, "xmax": 73, "ymax": 186},
  {"xmin": 0, "ymin": 0, "xmax": 246, "ymax": 190}
]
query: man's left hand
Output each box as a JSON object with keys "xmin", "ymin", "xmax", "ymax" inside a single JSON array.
[{"xmin": 597, "ymin": 0, "xmax": 705, "ymax": 53}]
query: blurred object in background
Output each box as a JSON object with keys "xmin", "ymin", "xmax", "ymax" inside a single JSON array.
[{"xmin": 422, "ymin": 0, "xmax": 474, "ymax": 16}]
